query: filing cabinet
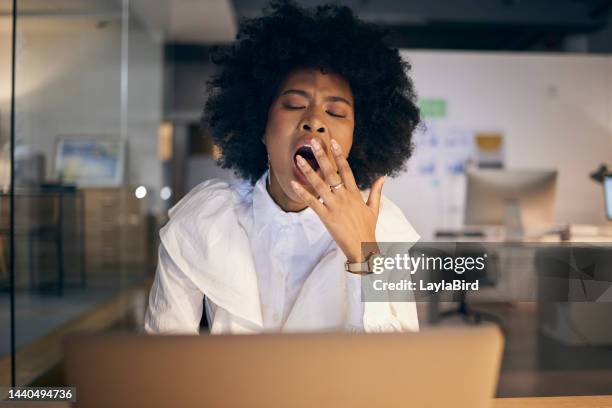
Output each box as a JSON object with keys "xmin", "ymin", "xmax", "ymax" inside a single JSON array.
[{"xmin": 82, "ymin": 188, "xmax": 147, "ymax": 276}]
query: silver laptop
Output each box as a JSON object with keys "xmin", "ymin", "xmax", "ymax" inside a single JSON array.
[{"xmin": 64, "ymin": 325, "xmax": 503, "ymax": 408}]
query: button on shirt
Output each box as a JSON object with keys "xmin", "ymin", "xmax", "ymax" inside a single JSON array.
[
  {"xmin": 144, "ymin": 171, "xmax": 420, "ymax": 335},
  {"xmin": 246, "ymin": 174, "xmax": 333, "ymax": 330}
]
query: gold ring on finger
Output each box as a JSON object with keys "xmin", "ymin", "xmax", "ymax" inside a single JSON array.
[{"xmin": 330, "ymin": 182, "xmax": 344, "ymax": 191}]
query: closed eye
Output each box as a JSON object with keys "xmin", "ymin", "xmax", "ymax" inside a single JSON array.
[
  {"xmin": 326, "ymin": 110, "xmax": 346, "ymax": 118},
  {"xmin": 283, "ymin": 103, "xmax": 305, "ymax": 110}
]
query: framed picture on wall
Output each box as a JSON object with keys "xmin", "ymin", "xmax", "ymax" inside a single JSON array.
[{"xmin": 54, "ymin": 136, "xmax": 125, "ymax": 186}]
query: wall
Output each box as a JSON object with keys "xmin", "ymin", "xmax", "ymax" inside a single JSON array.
[
  {"xmin": 126, "ymin": 20, "xmax": 164, "ymax": 210},
  {"xmin": 0, "ymin": 15, "xmax": 12, "ymax": 186},
  {"xmin": 384, "ymin": 51, "xmax": 612, "ymax": 239},
  {"xmin": 0, "ymin": 12, "xmax": 164, "ymax": 212}
]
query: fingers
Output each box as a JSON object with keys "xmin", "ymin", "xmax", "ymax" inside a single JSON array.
[
  {"xmin": 295, "ymin": 155, "xmax": 335, "ymax": 204},
  {"xmin": 290, "ymin": 180, "xmax": 328, "ymax": 216},
  {"xmin": 366, "ymin": 176, "xmax": 386, "ymax": 215},
  {"xmin": 330, "ymin": 139, "xmax": 358, "ymax": 192},
  {"xmin": 311, "ymin": 139, "xmax": 342, "ymax": 187}
]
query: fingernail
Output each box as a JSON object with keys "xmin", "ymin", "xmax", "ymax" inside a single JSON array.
[
  {"xmin": 290, "ymin": 180, "xmax": 301, "ymax": 190},
  {"xmin": 331, "ymin": 139, "xmax": 340, "ymax": 154},
  {"xmin": 311, "ymin": 138, "xmax": 321, "ymax": 151},
  {"xmin": 296, "ymin": 155, "xmax": 306, "ymax": 166}
]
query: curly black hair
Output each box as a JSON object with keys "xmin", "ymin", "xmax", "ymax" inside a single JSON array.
[{"xmin": 203, "ymin": 0, "xmax": 420, "ymax": 189}]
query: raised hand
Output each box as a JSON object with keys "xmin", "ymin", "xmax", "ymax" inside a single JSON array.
[{"xmin": 290, "ymin": 137, "xmax": 384, "ymax": 263}]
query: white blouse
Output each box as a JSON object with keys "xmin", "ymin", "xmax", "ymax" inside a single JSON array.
[{"xmin": 144, "ymin": 171, "xmax": 420, "ymax": 334}]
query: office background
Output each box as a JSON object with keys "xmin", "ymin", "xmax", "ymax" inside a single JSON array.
[{"xmin": 1, "ymin": 0, "xmax": 612, "ymax": 397}]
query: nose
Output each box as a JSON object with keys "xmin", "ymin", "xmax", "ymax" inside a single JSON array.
[{"xmin": 299, "ymin": 114, "xmax": 326, "ymax": 134}]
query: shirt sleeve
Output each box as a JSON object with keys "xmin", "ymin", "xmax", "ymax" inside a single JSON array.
[
  {"xmin": 346, "ymin": 193, "xmax": 421, "ymax": 333},
  {"xmin": 345, "ymin": 273, "xmax": 365, "ymax": 332},
  {"xmin": 345, "ymin": 273, "xmax": 420, "ymax": 333},
  {"xmin": 363, "ymin": 301, "xmax": 419, "ymax": 332},
  {"xmin": 144, "ymin": 243, "xmax": 204, "ymax": 335}
]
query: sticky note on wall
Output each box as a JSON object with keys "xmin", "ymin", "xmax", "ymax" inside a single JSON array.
[{"xmin": 474, "ymin": 132, "xmax": 504, "ymax": 169}]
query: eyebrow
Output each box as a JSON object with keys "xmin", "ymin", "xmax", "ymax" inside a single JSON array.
[{"xmin": 281, "ymin": 89, "xmax": 353, "ymax": 107}]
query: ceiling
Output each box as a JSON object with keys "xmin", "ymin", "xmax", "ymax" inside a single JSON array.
[
  {"xmin": 232, "ymin": 0, "xmax": 612, "ymax": 51},
  {"xmin": 1, "ymin": 0, "xmax": 611, "ymax": 51},
  {"xmin": 0, "ymin": 0, "xmax": 237, "ymax": 43},
  {"xmin": 130, "ymin": 0, "xmax": 237, "ymax": 43}
]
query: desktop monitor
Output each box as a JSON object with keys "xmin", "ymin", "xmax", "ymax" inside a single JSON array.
[
  {"xmin": 465, "ymin": 169, "xmax": 557, "ymax": 237},
  {"xmin": 605, "ymin": 175, "xmax": 612, "ymax": 220}
]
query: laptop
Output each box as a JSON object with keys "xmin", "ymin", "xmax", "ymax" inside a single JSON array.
[{"xmin": 64, "ymin": 325, "xmax": 503, "ymax": 408}]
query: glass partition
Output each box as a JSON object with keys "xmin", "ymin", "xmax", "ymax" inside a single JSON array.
[
  {"xmin": 3, "ymin": 0, "xmax": 166, "ymax": 386},
  {"xmin": 0, "ymin": 0, "xmax": 15, "ymax": 388}
]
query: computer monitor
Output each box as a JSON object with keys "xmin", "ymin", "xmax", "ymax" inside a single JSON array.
[
  {"xmin": 465, "ymin": 169, "xmax": 557, "ymax": 237},
  {"xmin": 605, "ymin": 175, "xmax": 612, "ymax": 220}
]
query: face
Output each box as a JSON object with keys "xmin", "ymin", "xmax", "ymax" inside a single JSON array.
[{"xmin": 263, "ymin": 68, "xmax": 355, "ymax": 212}]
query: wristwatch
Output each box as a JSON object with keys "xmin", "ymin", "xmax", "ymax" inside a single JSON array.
[{"xmin": 344, "ymin": 252, "xmax": 385, "ymax": 275}]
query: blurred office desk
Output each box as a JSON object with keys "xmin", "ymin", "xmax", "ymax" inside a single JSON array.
[
  {"xmin": 0, "ymin": 187, "xmax": 85, "ymax": 295},
  {"xmin": 432, "ymin": 225, "xmax": 612, "ymax": 299},
  {"xmin": 435, "ymin": 224, "xmax": 612, "ymax": 243},
  {"xmin": 3, "ymin": 395, "xmax": 612, "ymax": 407},
  {"xmin": 494, "ymin": 395, "xmax": 612, "ymax": 407}
]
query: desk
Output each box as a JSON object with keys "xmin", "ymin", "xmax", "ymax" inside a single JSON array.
[
  {"xmin": 0, "ymin": 188, "xmax": 85, "ymax": 295},
  {"xmin": 494, "ymin": 395, "xmax": 612, "ymax": 407},
  {"xmin": 2, "ymin": 395, "xmax": 612, "ymax": 407}
]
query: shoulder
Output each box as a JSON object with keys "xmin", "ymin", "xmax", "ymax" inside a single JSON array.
[
  {"xmin": 160, "ymin": 178, "xmax": 253, "ymax": 246},
  {"xmin": 376, "ymin": 194, "xmax": 420, "ymax": 243},
  {"xmin": 167, "ymin": 178, "xmax": 252, "ymax": 221}
]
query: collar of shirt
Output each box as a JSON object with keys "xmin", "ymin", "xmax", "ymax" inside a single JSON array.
[{"xmin": 252, "ymin": 170, "xmax": 328, "ymax": 245}]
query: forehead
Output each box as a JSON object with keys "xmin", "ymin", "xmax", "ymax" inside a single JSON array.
[{"xmin": 279, "ymin": 68, "xmax": 353, "ymax": 100}]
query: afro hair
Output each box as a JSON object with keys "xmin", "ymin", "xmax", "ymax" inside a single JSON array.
[{"xmin": 203, "ymin": 0, "xmax": 421, "ymax": 189}]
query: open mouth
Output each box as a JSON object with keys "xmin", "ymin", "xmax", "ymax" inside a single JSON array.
[{"xmin": 293, "ymin": 145, "xmax": 320, "ymax": 172}]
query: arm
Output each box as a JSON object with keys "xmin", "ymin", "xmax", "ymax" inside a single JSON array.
[
  {"xmin": 144, "ymin": 243, "xmax": 204, "ymax": 334},
  {"xmin": 291, "ymin": 137, "xmax": 419, "ymax": 333},
  {"xmin": 346, "ymin": 273, "xmax": 420, "ymax": 333}
]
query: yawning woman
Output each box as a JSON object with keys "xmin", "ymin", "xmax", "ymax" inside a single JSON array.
[{"xmin": 144, "ymin": 0, "xmax": 421, "ymax": 334}]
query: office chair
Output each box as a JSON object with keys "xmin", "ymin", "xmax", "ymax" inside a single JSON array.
[{"xmin": 423, "ymin": 242, "xmax": 502, "ymax": 326}]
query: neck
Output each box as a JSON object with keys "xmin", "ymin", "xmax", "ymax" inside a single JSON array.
[{"xmin": 266, "ymin": 169, "xmax": 308, "ymax": 213}]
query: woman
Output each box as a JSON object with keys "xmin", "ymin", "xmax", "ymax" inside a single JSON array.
[{"xmin": 144, "ymin": 0, "xmax": 421, "ymax": 334}]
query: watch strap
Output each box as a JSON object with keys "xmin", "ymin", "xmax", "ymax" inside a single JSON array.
[{"xmin": 344, "ymin": 252, "xmax": 380, "ymax": 275}]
